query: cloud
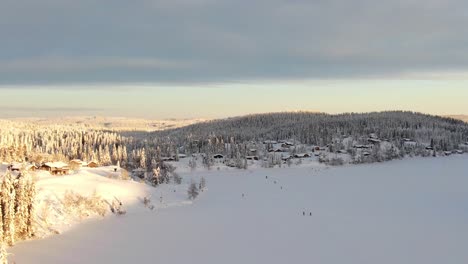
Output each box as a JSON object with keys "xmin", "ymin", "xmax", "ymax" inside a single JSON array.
[
  {"xmin": 0, "ymin": 57, "xmax": 195, "ymax": 72},
  {"xmin": 1, "ymin": 0, "xmax": 467, "ymax": 84}
]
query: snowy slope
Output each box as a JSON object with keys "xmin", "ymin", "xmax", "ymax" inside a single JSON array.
[
  {"xmin": 0, "ymin": 165, "xmax": 192, "ymax": 240},
  {"xmin": 9, "ymin": 155, "xmax": 468, "ymax": 264}
]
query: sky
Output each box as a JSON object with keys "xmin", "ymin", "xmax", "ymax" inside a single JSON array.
[{"xmin": 1, "ymin": 0, "xmax": 468, "ymax": 118}]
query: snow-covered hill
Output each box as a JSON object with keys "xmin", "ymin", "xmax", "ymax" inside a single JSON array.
[
  {"xmin": 8, "ymin": 155, "xmax": 468, "ymax": 264},
  {"xmin": 0, "ymin": 164, "xmax": 193, "ymax": 242}
]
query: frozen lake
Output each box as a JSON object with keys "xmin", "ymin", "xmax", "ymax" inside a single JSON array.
[{"xmin": 10, "ymin": 155, "xmax": 468, "ymax": 264}]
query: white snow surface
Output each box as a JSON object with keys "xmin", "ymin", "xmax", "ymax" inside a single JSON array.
[{"xmin": 8, "ymin": 155, "xmax": 468, "ymax": 264}]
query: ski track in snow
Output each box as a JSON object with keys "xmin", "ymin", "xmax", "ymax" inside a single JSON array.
[{"xmin": 8, "ymin": 155, "xmax": 468, "ymax": 264}]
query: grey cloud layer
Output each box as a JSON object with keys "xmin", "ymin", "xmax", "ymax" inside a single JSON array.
[{"xmin": 1, "ymin": 0, "xmax": 467, "ymax": 84}]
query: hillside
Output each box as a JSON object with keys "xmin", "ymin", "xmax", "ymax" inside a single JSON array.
[{"xmin": 153, "ymin": 111, "xmax": 468, "ymax": 148}]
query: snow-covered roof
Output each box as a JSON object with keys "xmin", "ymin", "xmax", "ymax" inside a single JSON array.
[
  {"xmin": 44, "ymin": 162, "xmax": 69, "ymax": 169},
  {"xmin": 70, "ymin": 159, "xmax": 88, "ymax": 165}
]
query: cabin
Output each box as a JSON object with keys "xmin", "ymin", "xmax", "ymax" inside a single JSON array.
[
  {"xmin": 456, "ymin": 150, "xmax": 464, "ymax": 154},
  {"xmin": 425, "ymin": 146, "xmax": 434, "ymax": 150},
  {"xmin": 69, "ymin": 159, "xmax": 88, "ymax": 168},
  {"xmin": 294, "ymin": 153, "xmax": 311, "ymax": 158},
  {"xmin": 362, "ymin": 152, "xmax": 371, "ymax": 157},
  {"xmin": 41, "ymin": 162, "xmax": 70, "ymax": 175},
  {"xmin": 268, "ymin": 148, "xmax": 285, "ymax": 153},
  {"xmin": 177, "ymin": 154, "xmax": 187, "ymax": 159},
  {"xmin": 213, "ymin": 154, "xmax": 224, "ymax": 159},
  {"xmin": 161, "ymin": 157, "xmax": 176, "ymax": 162},
  {"xmin": 354, "ymin": 145, "xmax": 372, "ymax": 149},
  {"xmin": 263, "ymin": 140, "xmax": 278, "ymax": 145},
  {"xmin": 245, "ymin": 156, "xmax": 259, "ymax": 161},
  {"xmin": 281, "ymin": 142, "xmax": 295, "ymax": 148},
  {"xmin": 249, "ymin": 149, "xmax": 258, "ymax": 155},
  {"xmin": 367, "ymin": 138, "xmax": 381, "ymax": 144},
  {"xmin": 444, "ymin": 151, "xmax": 452, "ymax": 156},
  {"xmin": 24, "ymin": 164, "xmax": 38, "ymax": 171},
  {"xmin": 281, "ymin": 155, "xmax": 292, "ymax": 161},
  {"xmin": 87, "ymin": 161, "xmax": 99, "ymax": 168}
]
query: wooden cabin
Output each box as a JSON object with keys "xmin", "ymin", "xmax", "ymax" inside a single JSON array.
[
  {"xmin": 87, "ymin": 161, "xmax": 99, "ymax": 168},
  {"xmin": 41, "ymin": 162, "xmax": 70, "ymax": 175},
  {"xmin": 246, "ymin": 156, "xmax": 259, "ymax": 161},
  {"xmin": 213, "ymin": 154, "xmax": 224, "ymax": 159},
  {"xmin": 294, "ymin": 153, "xmax": 311, "ymax": 158}
]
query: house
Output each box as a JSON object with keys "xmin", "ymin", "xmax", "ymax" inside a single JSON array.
[
  {"xmin": 87, "ymin": 161, "xmax": 99, "ymax": 168},
  {"xmin": 367, "ymin": 138, "xmax": 381, "ymax": 144},
  {"xmin": 281, "ymin": 155, "xmax": 292, "ymax": 161},
  {"xmin": 24, "ymin": 164, "xmax": 38, "ymax": 171},
  {"xmin": 263, "ymin": 140, "xmax": 278, "ymax": 145},
  {"xmin": 213, "ymin": 154, "xmax": 224, "ymax": 159},
  {"xmin": 456, "ymin": 150, "xmax": 464, "ymax": 154},
  {"xmin": 403, "ymin": 141, "xmax": 417, "ymax": 147},
  {"xmin": 354, "ymin": 145, "xmax": 372, "ymax": 149},
  {"xmin": 281, "ymin": 142, "xmax": 295, "ymax": 148},
  {"xmin": 161, "ymin": 157, "xmax": 175, "ymax": 162},
  {"xmin": 69, "ymin": 159, "xmax": 87, "ymax": 168},
  {"xmin": 246, "ymin": 156, "xmax": 259, "ymax": 161},
  {"xmin": 294, "ymin": 153, "xmax": 311, "ymax": 158},
  {"xmin": 41, "ymin": 162, "xmax": 70, "ymax": 175},
  {"xmin": 268, "ymin": 148, "xmax": 285, "ymax": 153}
]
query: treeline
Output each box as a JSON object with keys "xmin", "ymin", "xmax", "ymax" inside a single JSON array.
[
  {"xmin": 1, "ymin": 111, "xmax": 467, "ymax": 171},
  {"xmin": 141, "ymin": 111, "xmax": 468, "ymax": 164}
]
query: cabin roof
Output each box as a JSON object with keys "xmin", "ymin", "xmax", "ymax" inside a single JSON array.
[{"xmin": 44, "ymin": 162, "xmax": 69, "ymax": 168}]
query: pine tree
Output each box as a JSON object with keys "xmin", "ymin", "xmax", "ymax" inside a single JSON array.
[
  {"xmin": 1, "ymin": 173, "xmax": 16, "ymax": 246},
  {"xmin": 13, "ymin": 174, "xmax": 28, "ymax": 240},
  {"xmin": 0, "ymin": 242, "xmax": 7, "ymax": 264}
]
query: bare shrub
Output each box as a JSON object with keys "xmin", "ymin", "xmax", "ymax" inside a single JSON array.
[
  {"xmin": 143, "ymin": 196, "xmax": 155, "ymax": 210},
  {"xmin": 62, "ymin": 190, "xmax": 107, "ymax": 219},
  {"xmin": 110, "ymin": 197, "xmax": 126, "ymax": 215},
  {"xmin": 187, "ymin": 181, "xmax": 199, "ymax": 200},
  {"xmin": 329, "ymin": 157, "xmax": 345, "ymax": 166},
  {"xmin": 120, "ymin": 168, "xmax": 130, "ymax": 180}
]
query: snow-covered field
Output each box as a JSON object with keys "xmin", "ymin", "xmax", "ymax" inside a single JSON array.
[{"xmin": 8, "ymin": 155, "xmax": 468, "ymax": 264}]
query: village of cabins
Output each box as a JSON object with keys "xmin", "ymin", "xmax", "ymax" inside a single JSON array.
[
  {"xmin": 7, "ymin": 160, "xmax": 99, "ymax": 175},
  {"xmin": 6, "ymin": 135, "xmax": 466, "ymax": 176}
]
